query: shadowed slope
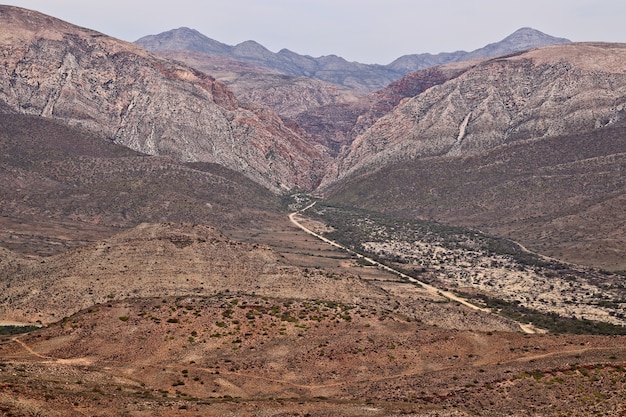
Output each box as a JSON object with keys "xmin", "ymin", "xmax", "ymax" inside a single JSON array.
[{"xmin": 0, "ymin": 113, "xmax": 283, "ymax": 256}]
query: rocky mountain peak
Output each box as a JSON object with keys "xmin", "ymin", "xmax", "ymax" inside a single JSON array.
[{"xmin": 469, "ymin": 27, "xmax": 570, "ymax": 58}]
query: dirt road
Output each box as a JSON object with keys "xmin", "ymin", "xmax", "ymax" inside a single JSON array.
[{"xmin": 289, "ymin": 202, "xmax": 535, "ymax": 334}]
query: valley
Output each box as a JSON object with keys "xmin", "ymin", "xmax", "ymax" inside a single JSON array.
[{"xmin": 0, "ymin": 4, "xmax": 625, "ymax": 416}]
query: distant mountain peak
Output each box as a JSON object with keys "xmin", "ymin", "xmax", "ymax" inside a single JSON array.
[
  {"xmin": 486, "ymin": 27, "xmax": 571, "ymax": 52},
  {"xmin": 135, "ymin": 27, "xmax": 231, "ymax": 55}
]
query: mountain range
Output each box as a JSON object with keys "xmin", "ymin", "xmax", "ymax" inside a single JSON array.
[
  {"xmin": 1, "ymin": 5, "xmax": 626, "ymax": 416},
  {"xmin": 136, "ymin": 26, "xmax": 570, "ymax": 92}
]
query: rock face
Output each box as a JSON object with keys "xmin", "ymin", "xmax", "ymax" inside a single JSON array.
[
  {"xmin": 293, "ymin": 62, "xmax": 475, "ymax": 154},
  {"xmin": 0, "ymin": 6, "xmax": 324, "ymax": 192},
  {"xmin": 323, "ymin": 43, "xmax": 626, "ymax": 186}
]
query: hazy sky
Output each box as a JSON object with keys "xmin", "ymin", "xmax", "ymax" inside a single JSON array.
[{"xmin": 5, "ymin": 0, "xmax": 626, "ymax": 64}]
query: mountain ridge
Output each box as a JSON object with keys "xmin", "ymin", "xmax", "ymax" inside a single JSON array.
[{"xmin": 136, "ymin": 26, "xmax": 570, "ymax": 92}]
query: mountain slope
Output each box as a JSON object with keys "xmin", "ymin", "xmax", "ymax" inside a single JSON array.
[
  {"xmin": 324, "ymin": 112, "xmax": 626, "ymax": 270},
  {"xmin": 0, "ymin": 113, "xmax": 284, "ymax": 257},
  {"xmin": 0, "ymin": 5, "xmax": 324, "ymax": 191},
  {"xmin": 324, "ymin": 43, "xmax": 626, "ymax": 186},
  {"xmin": 292, "ymin": 61, "xmax": 476, "ymax": 153},
  {"xmin": 0, "ymin": 222, "xmax": 387, "ymax": 324}
]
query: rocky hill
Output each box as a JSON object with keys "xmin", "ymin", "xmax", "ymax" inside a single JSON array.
[
  {"xmin": 0, "ymin": 5, "xmax": 325, "ymax": 192},
  {"xmin": 141, "ymin": 28, "xmax": 567, "ymax": 155},
  {"xmin": 0, "ymin": 222, "xmax": 387, "ymax": 324}
]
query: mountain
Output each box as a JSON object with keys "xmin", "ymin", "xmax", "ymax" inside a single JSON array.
[
  {"xmin": 324, "ymin": 43, "xmax": 626, "ymax": 184},
  {"xmin": 154, "ymin": 49, "xmax": 360, "ymax": 120},
  {"xmin": 322, "ymin": 43, "xmax": 626, "ymax": 269},
  {"xmin": 136, "ymin": 27, "xmax": 570, "ymax": 93},
  {"xmin": 0, "ymin": 5, "xmax": 324, "ymax": 192},
  {"xmin": 135, "ymin": 27, "xmax": 571, "ymax": 154},
  {"xmin": 292, "ymin": 61, "xmax": 477, "ymax": 153}
]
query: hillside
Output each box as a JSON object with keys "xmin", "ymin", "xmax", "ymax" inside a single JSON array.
[
  {"xmin": 1, "ymin": 293, "xmax": 625, "ymax": 416},
  {"xmin": 0, "ymin": 5, "xmax": 324, "ymax": 192},
  {"xmin": 0, "ymin": 113, "xmax": 283, "ymax": 257}
]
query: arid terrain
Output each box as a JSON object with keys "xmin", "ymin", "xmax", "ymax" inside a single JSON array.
[{"xmin": 1, "ymin": 5, "xmax": 625, "ymax": 417}]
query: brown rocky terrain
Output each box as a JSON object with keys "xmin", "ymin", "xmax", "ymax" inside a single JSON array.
[
  {"xmin": 0, "ymin": 223, "xmax": 376, "ymax": 324},
  {"xmin": 0, "ymin": 5, "xmax": 325, "ymax": 191},
  {"xmin": 1, "ymin": 293, "xmax": 625, "ymax": 416}
]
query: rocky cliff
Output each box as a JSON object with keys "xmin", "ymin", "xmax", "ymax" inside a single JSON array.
[
  {"xmin": 0, "ymin": 6, "xmax": 324, "ymax": 192},
  {"xmin": 292, "ymin": 61, "xmax": 476, "ymax": 153}
]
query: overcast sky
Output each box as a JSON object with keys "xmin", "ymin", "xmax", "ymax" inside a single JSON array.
[{"xmin": 5, "ymin": 0, "xmax": 626, "ymax": 64}]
